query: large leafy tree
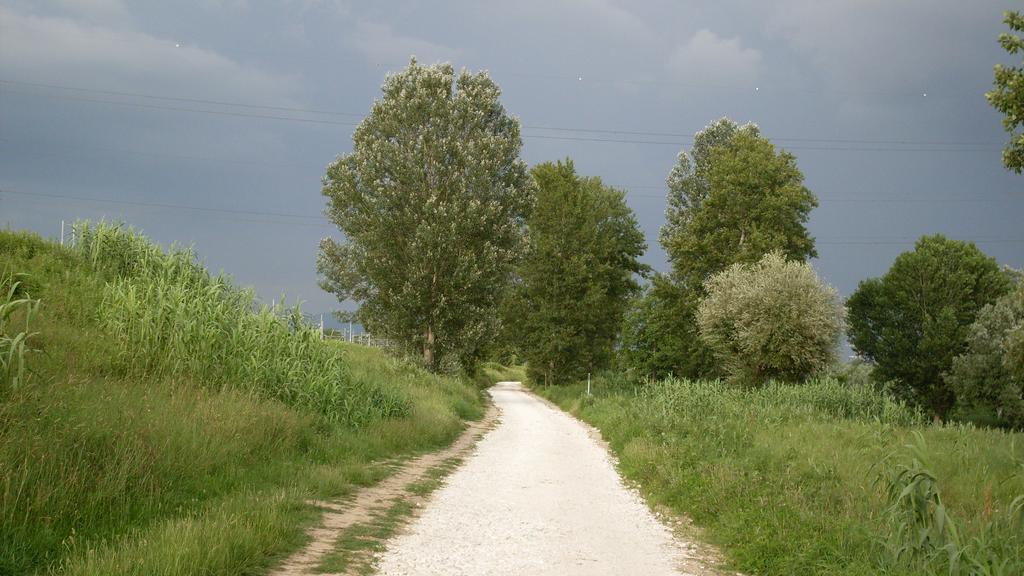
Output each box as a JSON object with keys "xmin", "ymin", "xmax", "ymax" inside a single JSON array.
[
  {"xmin": 986, "ymin": 10, "xmax": 1024, "ymax": 173},
  {"xmin": 663, "ymin": 123, "xmax": 818, "ymax": 282},
  {"xmin": 626, "ymin": 118, "xmax": 818, "ymax": 378},
  {"xmin": 697, "ymin": 252, "xmax": 844, "ymax": 385},
  {"xmin": 510, "ymin": 160, "xmax": 646, "ymax": 385},
  {"xmin": 847, "ymin": 235, "xmax": 1013, "ymax": 419},
  {"xmin": 947, "ymin": 280, "xmax": 1024, "ymax": 428},
  {"xmin": 318, "ymin": 59, "xmax": 533, "ymax": 371}
]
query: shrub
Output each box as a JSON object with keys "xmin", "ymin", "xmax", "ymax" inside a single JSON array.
[
  {"xmin": 947, "ymin": 281, "xmax": 1024, "ymax": 428},
  {"xmin": 696, "ymin": 252, "xmax": 843, "ymax": 385},
  {"xmin": 847, "ymin": 235, "xmax": 1013, "ymax": 420}
]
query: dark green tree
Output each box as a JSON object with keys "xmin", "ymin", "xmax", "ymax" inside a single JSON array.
[
  {"xmin": 618, "ymin": 276, "xmax": 716, "ymax": 379},
  {"xmin": 318, "ymin": 60, "xmax": 534, "ymax": 371},
  {"xmin": 511, "ymin": 160, "xmax": 646, "ymax": 385},
  {"xmin": 847, "ymin": 235, "xmax": 1013, "ymax": 419},
  {"xmin": 986, "ymin": 10, "xmax": 1024, "ymax": 173},
  {"xmin": 947, "ymin": 280, "xmax": 1024, "ymax": 428},
  {"xmin": 625, "ymin": 118, "xmax": 818, "ymax": 378}
]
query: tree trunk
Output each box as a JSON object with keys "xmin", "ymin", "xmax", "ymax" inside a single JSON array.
[{"xmin": 423, "ymin": 326, "xmax": 435, "ymax": 370}]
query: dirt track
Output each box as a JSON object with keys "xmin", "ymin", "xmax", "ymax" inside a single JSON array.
[
  {"xmin": 270, "ymin": 404, "xmax": 498, "ymax": 576},
  {"xmin": 376, "ymin": 381, "xmax": 719, "ymax": 575}
]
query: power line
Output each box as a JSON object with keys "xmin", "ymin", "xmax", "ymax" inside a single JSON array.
[
  {"xmin": 1, "ymin": 144, "xmax": 1018, "ymax": 205},
  {"xmin": 0, "ymin": 78, "xmax": 364, "ymax": 117},
  {"xmin": 0, "ymin": 137, "xmax": 330, "ymax": 170},
  {"xmin": 0, "ymin": 86, "xmax": 360, "ymax": 127},
  {"xmin": 523, "ymin": 123, "xmax": 999, "ymax": 148},
  {"xmin": 1, "ymin": 79, "xmax": 1002, "ymax": 150},
  {"xmin": 4, "ymin": 187, "xmax": 1023, "ymax": 244},
  {"xmin": 0, "ymin": 187, "xmax": 329, "ymax": 221},
  {"xmin": 817, "ymin": 239, "xmax": 1024, "ymax": 246}
]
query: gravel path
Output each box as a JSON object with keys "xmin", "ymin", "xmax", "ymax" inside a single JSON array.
[{"xmin": 377, "ymin": 381, "xmax": 711, "ymax": 576}]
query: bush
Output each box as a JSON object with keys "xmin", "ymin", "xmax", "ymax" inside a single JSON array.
[
  {"xmin": 847, "ymin": 235, "xmax": 1013, "ymax": 419},
  {"xmin": 696, "ymin": 252, "xmax": 843, "ymax": 385},
  {"xmin": 947, "ymin": 281, "xmax": 1024, "ymax": 428}
]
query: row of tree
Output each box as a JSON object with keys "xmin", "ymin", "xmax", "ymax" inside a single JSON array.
[
  {"xmin": 317, "ymin": 60, "xmax": 646, "ymax": 377},
  {"xmin": 318, "ymin": 59, "xmax": 1021, "ymax": 427}
]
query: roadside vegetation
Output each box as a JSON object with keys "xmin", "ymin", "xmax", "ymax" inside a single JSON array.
[
  {"xmin": 540, "ymin": 376, "xmax": 1024, "ymax": 575},
  {"xmin": 0, "ymin": 225, "xmax": 484, "ymax": 576},
  {"xmin": 5, "ymin": 30, "xmax": 1022, "ymax": 573},
  {"xmin": 514, "ymin": 112, "xmax": 1023, "ymax": 575}
]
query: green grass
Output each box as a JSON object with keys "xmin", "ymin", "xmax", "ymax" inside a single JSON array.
[
  {"xmin": 473, "ymin": 361, "xmax": 526, "ymax": 388},
  {"xmin": 407, "ymin": 457, "xmax": 464, "ymax": 496},
  {"xmin": 0, "ymin": 227, "xmax": 483, "ymax": 576},
  {"xmin": 315, "ymin": 498, "xmax": 415, "ymax": 575},
  {"xmin": 314, "ymin": 456, "xmax": 464, "ymax": 574},
  {"xmin": 538, "ymin": 376, "xmax": 1024, "ymax": 576}
]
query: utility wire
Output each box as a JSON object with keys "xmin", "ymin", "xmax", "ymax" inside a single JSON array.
[
  {"xmin": 0, "ymin": 146, "xmax": 1018, "ymax": 204},
  {"xmin": 0, "ymin": 137, "xmax": 331, "ymax": 170},
  {"xmin": 1, "ymin": 79, "xmax": 1002, "ymax": 149},
  {"xmin": 0, "ymin": 86, "xmax": 360, "ymax": 127},
  {"xmin": 4, "ymin": 187, "xmax": 1023, "ymax": 244},
  {"xmin": 0, "ymin": 78, "xmax": 364, "ymax": 117},
  {"xmin": 0, "ymin": 187, "xmax": 328, "ymax": 221}
]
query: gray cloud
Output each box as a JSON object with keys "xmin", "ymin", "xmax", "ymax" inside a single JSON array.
[
  {"xmin": 349, "ymin": 20, "xmax": 460, "ymax": 67},
  {"xmin": 666, "ymin": 29, "xmax": 762, "ymax": 87},
  {"xmin": 1, "ymin": 0, "xmax": 1020, "ymax": 318},
  {"xmin": 765, "ymin": 0, "xmax": 1001, "ymax": 96}
]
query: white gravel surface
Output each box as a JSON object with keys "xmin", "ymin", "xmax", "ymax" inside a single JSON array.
[{"xmin": 377, "ymin": 381, "xmax": 698, "ymax": 576}]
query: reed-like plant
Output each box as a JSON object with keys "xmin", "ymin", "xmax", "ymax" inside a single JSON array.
[
  {"xmin": 877, "ymin": 433, "xmax": 1024, "ymax": 575},
  {"xmin": 76, "ymin": 222, "xmax": 409, "ymax": 425},
  {"xmin": 0, "ymin": 270, "xmax": 39, "ymax": 395}
]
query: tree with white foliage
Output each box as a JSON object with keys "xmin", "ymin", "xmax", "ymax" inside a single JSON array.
[{"xmin": 318, "ymin": 59, "xmax": 534, "ymax": 371}]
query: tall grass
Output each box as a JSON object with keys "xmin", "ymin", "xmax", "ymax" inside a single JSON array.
[
  {"xmin": 76, "ymin": 221, "xmax": 407, "ymax": 425},
  {"xmin": 0, "ymin": 228, "xmax": 484, "ymax": 575},
  {"xmin": 540, "ymin": 375, "xmax": 1024, "ymax": 575},
  {"xmin": 0, "ymin": 270, "xmax": 38, "ymax": 395},
  {"xmin": 878, "ymin": 433, "xmax": 1024, "ymax": 575}
]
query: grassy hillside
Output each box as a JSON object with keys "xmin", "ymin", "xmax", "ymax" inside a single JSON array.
[
  {"xmin": 539, "ymin": 376, "xmax": 1024, "ymax": 576},
  {"xmin": 0, "ymin": 225, "xmax": 484, "ymax": 576}
]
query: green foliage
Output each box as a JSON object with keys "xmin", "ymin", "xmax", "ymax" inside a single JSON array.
[
  {"xmin": 0, "ymin": 228, "xmax": 483, "ymax": 575},
  {"xmin": 508, "ymin": 160, "xmax": 646, "ymax": 385},
  {"xmin": 663, "ymin": 121, "xmax": 818, "ymax": 283},
  {"xmin": 624, "ymin": 118, "xmax": 819, "ymax": 379},
  {"xmin": 697, "ymin": 252, "xmax": 844, "ymax": 385},
  {"xmin": 619, "ymin": 275, "xmax": 718, "ymax": 380},
  {"xmin": 319, "ymin": 58, "xmax": 534, "ymax": 371},
  {"xmin": 947, "ymin": 281, "xmax": 1024, "ymax": 429},
  {"xmin": 986, "ymin": 11, "xmax": 1024, "ymax": 173},
  {"xmin": 472, "ymin": 361, "xmax": 526, "ymax": 389},
  {"xmin": 877, "ymin": 434, "xmax": 1024, "ymax": 575},
  {"xmin": 0, "ymin": 270, "xmax": 39, "ymax": 396},
  {"xmin": 848, "ymin": 235, "xmax": 1013, "ymax": 419},
  {"xmin": 77, "ymin": 221, "xmax": 404, "ymax": 425},
  {"xmin": 539, "ymin": 376, "xmax": 1023, "ymax": 576}
]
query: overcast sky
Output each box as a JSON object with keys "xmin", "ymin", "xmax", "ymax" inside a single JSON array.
[{"xmin": 2, "ymin": 0, "xmax": 1022, "ymax": 322}]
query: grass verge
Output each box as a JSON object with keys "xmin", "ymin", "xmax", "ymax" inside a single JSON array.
[
  {"xmin": 314, "ymin": 456, "xmax": 466, "ymax": 575},
  {"xmin": 537, "ymin": 375, "xmax": 1024, "ymax": 575},
  {"xmin": 0, "ymin": 227, "xmax": 484, "ymax": 576}
]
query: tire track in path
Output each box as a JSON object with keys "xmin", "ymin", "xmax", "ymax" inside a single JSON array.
[{"xmin": 270, "ymin": 404, "xmax": 499, "ymax": 576}]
